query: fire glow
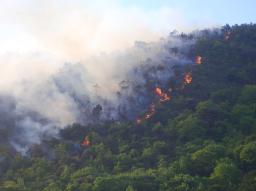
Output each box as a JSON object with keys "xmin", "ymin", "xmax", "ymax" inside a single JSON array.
[
  {"xmin": 195, "ymin": 56, "xmax": 202, "ymax": 65},
  {"xmin": 224, "ymin": 31, "xmax": 231, "ymax": 41},
  {"xmin": 81, "ymin": 136, "xmax": 90, "ymax": 146},
  {"xmin": 155, "ymin": 87, "xmax": 171, "ymax": 102},
  {"xmin": 136, "ymin": 103, "xmax": 156, "ymax": 124},
  {"xmin": 184, "ymin": 72, "xmax": 192, "ymax": 84},
  {"xmin": 136, "ymin": 54, "xmax": 200, "ymax": 124}
]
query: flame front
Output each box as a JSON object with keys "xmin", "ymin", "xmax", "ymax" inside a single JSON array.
[
  {"xmin": 155, "ymin": 87, "xmax": 162, "ymax": 96},
  {"xmin": 184, "ymin": 72, "xmax": 192, "ymax": 84},
  {"xmin": 145, "ymin": 103, "xmax": 156, "ymax": 119},
  {"xmin": 136, "ymin": 103, "xmax": 156, "ymax": 124},
  {"xmin": 136, "ymin": 62, "xmax": 197, "ymax": 124},
  {"xmin": 155, "ymin": 87, "xmax": 171, "ymax": 102},
  {"xmin": 81, "ymin": 136, "xmax": 90, "ymax": 146},
  {"xmin": 195, "ymin": 56, "xmax": 202, "ymax": 65}
]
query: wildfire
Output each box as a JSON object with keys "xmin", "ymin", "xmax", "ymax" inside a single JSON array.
[
  {"xmin": 145, "ymin": 103, "xmax": 156, "ymax": 119},
  {"xmin": 224, "ymin": 31, "xmax": 231, "ymax": 41},
  {"xmin": 136, "ymin": 118, "xmax": 142, "ymax": 124},
  {"xmin": 184, "ymin": 72, "xmax": 192, "ymax": 84},
  {"xmin": 81, "ymin": 136, "xmax": 90, "ymax": 146},
  {"xmin": 155, "ymin": 87, "xmax": 171, "ymax": 102},
  {"xmin": 136, "ymin": 103, "xmax": 156, "ymax": 124},
  {"xmin": 155, "ymin": 87, "xmax": 162, "ymax": 95},
  {"xmin": 195, "ymin": 56, "xmax": 202, "ymax": 65},
  {"xmin": 136, "ymin": 58, "xmax": 198, "ymax": 124}
]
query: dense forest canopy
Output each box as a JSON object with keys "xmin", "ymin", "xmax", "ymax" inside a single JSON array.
[{"xmin": 0, "ymin": 24, "xmax": 256, "ymax": 191}]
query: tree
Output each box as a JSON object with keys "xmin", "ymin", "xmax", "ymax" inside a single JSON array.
[
  {"xmin": 239, "ymin": 142, "xmax": 256, "ymax": 169},
  {"xmin": 238, "ymin": 171, "xmax": 256, "ymax": 191},
  {"xmin": 209, "ymin": 158, "xmax": 241, "ymax": 191},
  {"xmin": 190, "ymin": 144, "xmax": 226, "ymax": 176}
]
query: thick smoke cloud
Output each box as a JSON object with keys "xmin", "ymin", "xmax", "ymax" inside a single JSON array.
[
  {"xmin": 0, "ymin": 1, "xmax": 222, "ymax": 155},
  {"xmin": 0, "ymin": 0, "xmax": 190, "ymax": 59},
  {"xmin": 0, "ymin": 94, "xmax": 58, "ymax": 154},
  {"xmin": 0, "ymin": 33, "xmax": 195, "ymax": 154}
]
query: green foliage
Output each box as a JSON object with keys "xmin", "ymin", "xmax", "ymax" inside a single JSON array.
[
  {"xmin": 209, "ymin": 158, "xmax": 241, "ymax": 191},
  {"xmin": 92, "ymin": 173, "xmax": 159, "ymax": 191},
  {"xmin": 237, "ymin": 171, "xmax": 256, "ymax": 191},
  {"xmin": 239, "ymin": 142, "xmax": 256, "ymax": 168},
  {"xmin": 190, "ymin": 144, "xmax": 226, "ymax": 176}
]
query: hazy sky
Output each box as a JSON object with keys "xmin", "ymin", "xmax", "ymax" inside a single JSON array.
[
  {"xmin": 122, "ymin": 0, "xmax": 255, "ymax": 24},
  {"xmin": 0, "ymin": 0, "xmax": 254, "ymax": 57}
]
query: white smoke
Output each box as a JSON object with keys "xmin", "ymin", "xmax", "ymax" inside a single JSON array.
[
  {"xmin": 0, "ymin": 0, "xmax": 191, "ymax": 59},
  {"xmin": 0, "ymin": 34, "xmax": 195, "ymax": 153},
  {"xmin": 0, "ymin": 1, "xmax": 199, "ymax": 153}
]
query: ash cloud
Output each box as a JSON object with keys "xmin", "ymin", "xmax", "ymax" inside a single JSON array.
[{"xmin": 0, "ymin": 33, "xmax": 195, "ymax": 154}]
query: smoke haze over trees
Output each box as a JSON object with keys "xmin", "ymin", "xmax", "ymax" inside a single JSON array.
[
  {"xmin": 0, "ymin": 32, "xmax": 196, "ymax": 153},
  {"xmin": 0, "ymin": 24, "xmax": 255, "ymax": 190}
]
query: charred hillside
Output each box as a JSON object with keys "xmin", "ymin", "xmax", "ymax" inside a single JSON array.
[{"xmin": 0, "ymin": 24, "xmax": 256, "ymax": 191}]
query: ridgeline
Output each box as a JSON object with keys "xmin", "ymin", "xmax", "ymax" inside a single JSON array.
[{"xmin": 1, "ymin": 24, "xmax": 256, "ymax": 191}]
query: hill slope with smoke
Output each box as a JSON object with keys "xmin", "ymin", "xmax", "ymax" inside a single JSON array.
[
  {"xmin": 0, "ymin": 32, "xmax": 197, "ymax": 153},
  {"xmin": 0, "ymin": 24, "xmax": 256, "ymax": 191}
]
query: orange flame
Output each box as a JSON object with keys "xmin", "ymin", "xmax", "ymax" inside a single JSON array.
[
  {"xmin": 184, "ymin": 72, "xmax": 192, "ymax": 84},
  {"xmin": 136, "ymin": 103, "xmax": 156, "ymax": 124},
  {"xmin": 136, "ymin": 87, "xmax": 172, "ymax": 124},
  {"xmin": 155, "ymin": 87, "xmax": 162, "ymax": 96},
  {"xmin": 195, "ymin": 56, "xmax": 202, "ymax": 65},
  {"xmin": 81, "ymin": 136, "xmax": 90, "ymax": 146},
  {"xmin": 155, "ymin": 87, "xmax": 171, "ymax": 102}
]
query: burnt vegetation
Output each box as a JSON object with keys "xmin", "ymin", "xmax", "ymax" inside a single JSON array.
[{"xmin": 1, "ymin": 24, "xmax": 256, "ymax": 191}]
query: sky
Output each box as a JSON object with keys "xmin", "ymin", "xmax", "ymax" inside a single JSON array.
[
  {"xmin": 122, "ymin": 0, "xmax": 255, "ymax": 24},
  {"xmin": 0, "ymin": 0, "xmax": 255, "ymax": 57}
]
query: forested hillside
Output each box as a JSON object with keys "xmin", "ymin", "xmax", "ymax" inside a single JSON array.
[{"xmin": 0, "ymin": 24, "xmax": 256, "ymax": 191}]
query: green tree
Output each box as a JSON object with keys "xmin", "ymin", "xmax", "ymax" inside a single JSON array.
[
  {"xmin": 190, "ymin": 144, "xmax": 226, "ymax": 176},
  {"xmin": 209, "ymin": 158, "xmax": 241, "ymax": 191}
]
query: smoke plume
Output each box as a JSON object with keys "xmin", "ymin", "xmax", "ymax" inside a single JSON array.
[
  {"xmin": 0, "ymin": 33, "xmax": 195, "ymax": 153},
  {"xmin": 0, "ymin": 1, "xmax": 206, "ymax": 153}
]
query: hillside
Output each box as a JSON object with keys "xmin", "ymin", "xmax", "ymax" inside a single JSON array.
[{"xmin": 0, "ymin": 24, "xmax": 256, "ymax": 191}]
